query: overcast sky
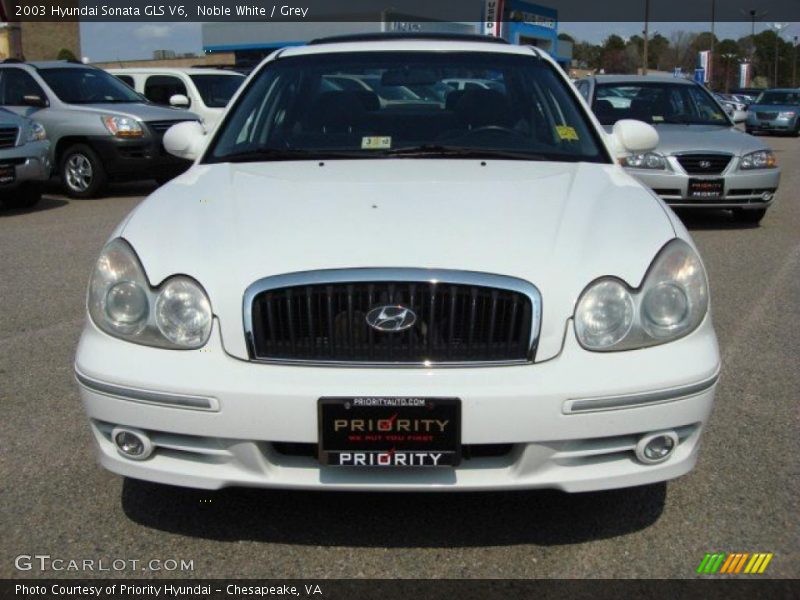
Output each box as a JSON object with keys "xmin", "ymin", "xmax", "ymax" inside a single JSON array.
[{"xmin": 80, "ymin": 21, "xmax": 796, "ymax": 63}]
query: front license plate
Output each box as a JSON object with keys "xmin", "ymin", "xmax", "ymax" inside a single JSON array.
[
  {"xmin": 688, "ymin": 178, "xmax": 724, "ymax": 199},
  {"xmin": 0, "ymin": 164, "xmax": 15, "ymax": 185},
  {"xmin": 319, "ymin": 397, "xmax": 461, "ymax": 467}
]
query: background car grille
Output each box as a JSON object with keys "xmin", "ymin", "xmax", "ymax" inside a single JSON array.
[
  {"xmin": 0, "ymin": 127, "xmax": 19, "ymax": 148},
  {"xmin": 755, "ymin": 111, "xmax": 778, "ymax": 120},
  {"xmin": 146, "ymin": 120, "xmax": 193, "ymax": 134},
  {"xmin": 676, "ymin": 153, "xmax": 732, "ymax": 175},
  {"xmin": 248, "ymin": 280, "xmax": 535, "ymax": 364}
]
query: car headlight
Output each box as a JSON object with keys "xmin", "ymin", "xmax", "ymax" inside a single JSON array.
[
  {"xmin": 620, "ymin": 152, "xmax": 667, "ymax": 170},
  {"xmin": 739, "ymin": 150, "xmax": 777, "ymax": 170},
  {"xmin": 778, "ymin": 111, "xmax": 796, "ymax": 119},
  {"xmin": 101, "ymin": 115, "xmax": 144, "ymax": 138},
  {"xmin": 88, "ymin": 238, "xmax": 212, "ymax": 349},
  {"xmin": 574, "ymin": 239, "xmax": 708, "ymax": 351},
  {"xmin": 26, "ymin": 122, "xmax": 46, "ymax": 142}
]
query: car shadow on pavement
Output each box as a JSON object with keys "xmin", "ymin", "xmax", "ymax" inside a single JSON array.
[
  {"xmin": 0, "ymin": 195, "xmax": 68, "ymax": 216},
  {"xmin": 675, "ymin": 209, "xmax": 762, "ymax": 231},
  {"xmin": 121, "ymin": 478, "xmax": 666, "ymax": 547}
]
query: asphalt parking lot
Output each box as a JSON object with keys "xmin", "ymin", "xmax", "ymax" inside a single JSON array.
[{"xmin": 1, "ymin": 138, "xmax": 798, "ymax": 580}]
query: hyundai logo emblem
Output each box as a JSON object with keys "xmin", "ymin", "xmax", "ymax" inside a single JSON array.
[
  {"xmin": 365, "ymin": 305, "xmax": 417, "ymax": 333},
  {"xmin": 698, "ymin": 160, "xmax": 712, "ymax": 169}
]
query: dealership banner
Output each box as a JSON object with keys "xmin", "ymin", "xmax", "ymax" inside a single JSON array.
[
  {"xmin": 3, "ymin": 579, "xmax": 798, "ymax": 599},
  {"xmin": 3, "ymin": 0, "xmax": 800, "ymax": 21}
]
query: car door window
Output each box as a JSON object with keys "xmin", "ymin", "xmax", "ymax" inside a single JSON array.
[
  {"xmin": 144, "ymin": 75, "xmax": 187, "ymax": 106},
  {"xmin": 0, "ymin": 69, "xmax": 46, "ymax": 105}
]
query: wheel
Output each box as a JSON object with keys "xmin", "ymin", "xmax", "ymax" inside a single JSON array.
[
  {"xmin": 733, "ymin": 208, "xmax": 767, "ymax": 224},
  {"xmin": 1, "ymin": 184, "xmax": 41, "ymax": 209},
  {"xmin": 60, "ymin": 144, "xmax": 107, "ymax": 198}
]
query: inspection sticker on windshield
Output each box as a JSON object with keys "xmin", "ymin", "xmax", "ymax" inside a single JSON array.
[
  {"xmin": 555, "ymin": 125, "xmax": 579, "ymax": 141},
  {"xmin": 652, "ymin": 115, "xmax": 665, "ymax": 122},
  {"xmin": 362, "ymin": 136, "xmax": 392, "ymax": 150}
]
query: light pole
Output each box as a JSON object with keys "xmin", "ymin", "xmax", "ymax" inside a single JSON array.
[
  {"xmin": 794, "ymin": 35, "xmax": 798, "ymax": 87},
  {"xmin": 721, "ymin": 52, "xmax": 737, "ymax": 92},
  {"xmin": 709, "ymin": 0, "xmax": 716, "ymax": 85},
  {"xmin": 770, "ymin": 23, "xmax": 790, "ymax": 87},
  {"xmin": 642, "ymin": 0, "xmax": 650, "ymax": 75}
]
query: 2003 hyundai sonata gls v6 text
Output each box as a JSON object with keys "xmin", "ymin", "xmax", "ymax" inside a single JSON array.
[{"xmin": 75, "ymin": 35, "xmax": 720, "ymax": 492}]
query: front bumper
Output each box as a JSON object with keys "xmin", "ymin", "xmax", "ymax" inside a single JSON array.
[
  {"xmin": 75, "ymin": 317, "xmax": 720, "ymax": 492},
  {"xmin": 89, "ymin": 135, "xmax": 191, "ymax": 181},
  {"xmin": 628, "ymin": 159, "xmax": 780, "ymax": 209},
  {"xmin": 745, "ymin": 113, "xmax": 798, "ymax": 133},
  {"xmin": 0, "ymin": 140, "xmax": 51, "ymax": 189}
]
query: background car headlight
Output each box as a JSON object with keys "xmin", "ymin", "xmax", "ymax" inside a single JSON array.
[
  {"xmin": 88, "ymin": 238, "xmax": 212, "ymax": 349},
  {"xmin": 620, "ymin": 152, "xmax": 666, "ymax": 170},
  {"xmin": 26, "ymin": 122, "xmax": 46, "ymax": 142},
  {"xmin": 740, "ymin": 150, "xmax": 777, "ymax": 170},
  {"xmin": 101, "ymin": 115, "xmax": 144, "ymax": 138},
  {"xmin": 778, "ymin": 111, "xmax": 796, "ymax": 119},
  {"xmin": 574, "ymin": 239, "xmax": 709, "ymax": 351}
]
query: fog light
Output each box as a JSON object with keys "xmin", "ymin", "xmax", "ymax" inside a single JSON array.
[
  {"xmin": 761, "ymin": 191, "xmax": 773, "ymax": 202},
  {"xmin": 111, "ymin": 427, "xmax": 153, "ymax": 460},
  {"xmin": 635, "ymin": 431, "xmax": 678, "ymax": 465}
]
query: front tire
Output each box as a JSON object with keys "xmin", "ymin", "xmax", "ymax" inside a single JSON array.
[
  {"xmin": 60, "ymin": 144, "xmax": 107, "ymax": 198},
  {"xmin": 733, "ymin": 208, "xmax": 767, "ymax": 224},
  {"xmin": 1, "ymin": 184, "xmax": 41, "ymax": 209}
]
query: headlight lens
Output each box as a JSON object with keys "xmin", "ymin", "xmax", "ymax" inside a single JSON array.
[
  {"xmin": 155, "ymin": 277, "xmax": 212, "ymax": 347},
  {"xmin": 620, "ymin": 152, "xmax": 667, "ymax": 170},
  {"xmin": 574, "ymin": 239, "xmax": 709, "ymax": 351},
  {"xmin": 26, "ymin": 121, "xmax": 46, "ymax": 142},
  {"xmin": 101, "ymin": 115, "xmax": 144, "ymax": 138},
  {"xmin": 88, "ymin": 238, "xmax": 212, "ymax": 349},
  {"xmin": 740, "ymin": 150, "xmax": 777, "ymax": 170},
  {"xmin": 778, "ymin": 111, "xmax": 796, "ymax": 119},
  {"xmin": 574, "ymin": 280, "xmax": 634, "ymax": 349}
]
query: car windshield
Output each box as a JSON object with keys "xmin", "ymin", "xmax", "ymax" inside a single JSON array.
[
  {"xmin": 189, "ymin": 74, "xmax": 245, "ymax": 108},
  {"xmin": 206, "ymin": 52, "xmax": 607, "ymax": 164},
  {"xmin": 593, "ymin": 82, "xmax": 730, "ymax": 126},
  {"xmin": 754, "ymin": 90, "xmax": 800, "ymax": 106},
  {"xmin": 38, "ymin": 67, "xmax": 144, "ymax": 104}
]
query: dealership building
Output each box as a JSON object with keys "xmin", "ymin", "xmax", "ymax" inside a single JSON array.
[{"xmin": 202, "ymin": 1, "xmax": 572, "ymax": 68}]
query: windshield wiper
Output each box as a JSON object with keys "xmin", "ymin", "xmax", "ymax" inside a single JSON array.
[
  {"xmin": 382, "ymin": 144, "xmax": 550, "ymax": 161},
  {"xmin": 210, "ymin": 148, "xmax": 372, "ymax": 164}
]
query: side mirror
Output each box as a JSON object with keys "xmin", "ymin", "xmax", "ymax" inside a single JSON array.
[
  {"xmin": 21, "ymin": 94, "xmax": 48, "ymax": 108},
  {"xmin": 611, "ymin": 119, "xmax": 659, "ymax": 156},
  {"xmin": 733, "ymin": 110, "xmax": 747, "ymax": 124},
  {"xmin": 163, "ymin": 121, "xmax": 206, "ymax": 161},
  {"xmin": 169, "ymin": 93, "xmax": 191, "ymax": 108}
]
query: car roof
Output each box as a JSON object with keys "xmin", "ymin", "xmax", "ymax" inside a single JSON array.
[
  {"xmin": 107, "ymin": 67, "xmax": 243, "ymax": 76},
  {"xmin": 26, "ymin": 61, "xmax": 95, "ymax": 69},
  {"xmin": 279, "ymin": 39, "xmax": 541, "ymax": 59},
  {"xmin": 588, "ymin": 74, "xmax": 696, "ymax": 85}
]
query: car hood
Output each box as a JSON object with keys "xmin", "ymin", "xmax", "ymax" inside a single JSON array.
[
  {"xmin": 120, "ymin": 160, "xmax": 677, "ymax": 361},
  {"xmin": 604, "ymin": 123, "xmax": 766, "ymax": 156},
  {"xmin": 64, "ymin": 102, "xmax": 199, "ymax": 122}
]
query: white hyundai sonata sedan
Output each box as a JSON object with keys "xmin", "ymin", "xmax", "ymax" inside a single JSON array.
[{"xmin": 75, "ymin": 34, "xmax": 720, "ymax": 492}]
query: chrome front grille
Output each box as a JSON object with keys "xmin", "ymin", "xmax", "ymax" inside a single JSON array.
[
  {"xmin": 755, "ymin": 111, "xmax": 778, "ymax": 120},
  {"xmin": 676, "ymin": 153, "xmax": 732, "ymax": 175},
  {"xmin": 244, "ymin": 269, "xmax": 541, "ymax": 366}
]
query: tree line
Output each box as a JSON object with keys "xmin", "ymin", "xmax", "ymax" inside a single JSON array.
[{"xmin": 560, "ymin": 30, "xmax": 798, "ymax": 91}]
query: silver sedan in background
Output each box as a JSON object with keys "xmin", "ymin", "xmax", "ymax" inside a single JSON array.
[{"xmin": 576, "ymin": 75, "xmax": 781, "ymax": 224}]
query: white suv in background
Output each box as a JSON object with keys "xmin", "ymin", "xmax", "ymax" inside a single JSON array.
[{"xmin": 108, "ymin": 67, "xmax": 245, "ymax": 130}]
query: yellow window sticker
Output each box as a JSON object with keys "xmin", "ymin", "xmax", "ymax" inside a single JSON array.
[
  {"xmin": 361, "ymin": 136, "xmax": 392, "ymax": 150},
  {"xmin": 555, "ymin": 125, "xmax": 579, "ymax": 141},
  {"xmin": 652, "ymin": 115, "xmax": 665, "ymax": 122}
]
